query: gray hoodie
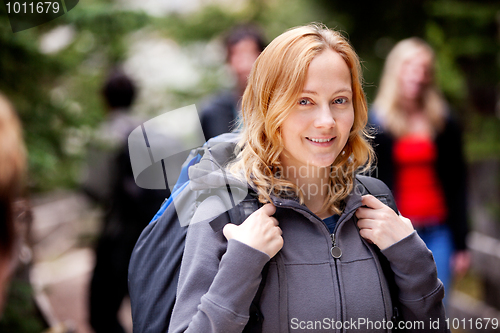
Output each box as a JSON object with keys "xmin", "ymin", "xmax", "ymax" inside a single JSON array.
[{"xmin": 168, "ymin": 137, "xmax": 448, "ymax": 333}]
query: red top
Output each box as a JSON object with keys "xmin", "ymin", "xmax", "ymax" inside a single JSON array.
[{"xmin": 393, "ymin": 135, "xmax": 447, "ymax": 227}]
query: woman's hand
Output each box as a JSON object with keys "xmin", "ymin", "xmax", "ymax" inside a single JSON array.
[
  {"xmin": 223, "ymin": 203, "xmax": 283, "ymax": 258},
  {"xmin": 355, "ymin": 195, "xmax": 414, "ymax": 250}
]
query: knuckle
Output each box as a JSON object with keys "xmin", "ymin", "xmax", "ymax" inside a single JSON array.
[{"xmin": 380, "ymin": 211, "xmax": 390, "ymax": 221}]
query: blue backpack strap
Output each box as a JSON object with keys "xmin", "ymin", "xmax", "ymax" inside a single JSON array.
[
  {"xmin": 149, "ymin": 153, "xmax": 202, "ymax": 224},
  {"xmin": 149, "ymin": 180, "xmax": 190, "ymax": 224},
  {"xmin": 172, "ymin": 152, "xmax": 203, "ymax": 193}
]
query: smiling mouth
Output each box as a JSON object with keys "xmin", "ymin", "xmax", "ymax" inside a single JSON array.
[{"xmin": 306, "ymin": 137, "xmax": 335, "ymax": 143}]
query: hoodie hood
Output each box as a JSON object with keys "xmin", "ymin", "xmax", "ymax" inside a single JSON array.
[{"xmin": 186, "ymin": 133, "xmax": 250, "ymax": 225}]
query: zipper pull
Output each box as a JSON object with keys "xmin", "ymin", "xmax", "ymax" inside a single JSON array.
[{"xmin": 330, "ymin": 233, "xmax": 342, "ymax": 259}]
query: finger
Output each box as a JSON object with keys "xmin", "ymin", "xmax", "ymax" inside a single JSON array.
[
  {"xmin": 355, "ymin": 206, "xmax": 377, "ymax": 220},
  {"xmin": 223, "ymin": 223, "xmax": 237, "ymax": 240},
  {"xmin": 269, "ymin": 216, "xmax": 279, "ymax": 226},
  {"xmin": 260, "ymin": 203, "xmax": 276, "ymax": 216},
  {"xmin": 361, "ymin": 195, "xmax": 386, "ymax": 210},
  {"xmin": 358, "ymin": 227, "xmax": 374, "ymax": 241},
  {"xmin": 357, "ymin": 218, "xmax": 377, "ymax": 230},
  {"xmin": 275, "ymin": 226, "xmax": 283, "ymax": 236}
]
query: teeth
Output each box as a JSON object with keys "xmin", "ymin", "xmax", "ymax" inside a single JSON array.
[{"xmin": 308, "ymin": 138, "xmax": 333, "ymax": 143}]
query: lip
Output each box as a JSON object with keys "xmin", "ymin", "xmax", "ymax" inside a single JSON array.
[{"xmin": 305, "ymin": 136, "xmax": 336, "ymax": 147}]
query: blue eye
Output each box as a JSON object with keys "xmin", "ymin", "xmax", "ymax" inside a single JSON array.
[
  {"xmin": 334, "ymin": 98, "xmax": 347, "ymax": 104},
  {"xmin": 298, "ymin": 98, "xmax": 311, "ymax": 105}
]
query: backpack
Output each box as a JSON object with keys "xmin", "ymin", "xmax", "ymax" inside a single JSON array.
[
  {"xmin": 128, "ymin": 134, "xmax": 263, "ymax": 333},
  {"xmin": 128, "ymin": 134, "xmax": 400, "ymax": 333}
]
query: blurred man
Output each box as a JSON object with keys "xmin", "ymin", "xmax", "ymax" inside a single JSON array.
[
  {"xmin": 86, "ymin": 69, "xmax": 167, "ymax": 333},
  {"xmin": 200, "ymin": 23, "xmax": 266, "ymax": 141}
]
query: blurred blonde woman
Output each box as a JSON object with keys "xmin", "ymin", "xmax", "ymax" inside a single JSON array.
[
  {"xmin": 0, "ymin": 93, "xmax": 26, "ymax": 315},
  {"xmin": 168, "ymin": 25, "xmax": 447, "ymax": 332},
  {"xmin": 371, "ymin": 38, "xmax": 470, "ymax": 306}
]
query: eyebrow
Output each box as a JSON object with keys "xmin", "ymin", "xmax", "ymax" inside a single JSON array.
[{"xmin": 302, "ymin": 88, "xmax": 352, "ymax": 95}]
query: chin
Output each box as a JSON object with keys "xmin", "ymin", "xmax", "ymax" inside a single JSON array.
[{"xmin": 310, "ymin": 158, "xmax": 337, "ymax": 168}]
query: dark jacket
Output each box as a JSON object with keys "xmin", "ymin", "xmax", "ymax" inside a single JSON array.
[
  {"xmin": 168, "ymin": 138, "xmax": 448, "ymax": 333},
  {"xmin": 370, "ymin": 113, "xmax": 469, "ymax": 251},
  {"xmin": 199, "ymin": 90, "xmax": 240, "ymax": 141}
]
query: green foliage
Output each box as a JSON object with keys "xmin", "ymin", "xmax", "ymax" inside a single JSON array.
[
  {"xmin": 426, "ymin": 21, "xmax": 467, "ymax": 105},
  {"xmin": 0, "ymin": 279, "xmax": 45, "ymax": 333},
  {"xmin": 0, "ymin": 2, "xmax": 151, "ymax": 192},
  {"xmin": 64, "ymin": 5, "xmax": 150, "ymax": 62},
  {"xmin": 423, "ymin": 0, "xmax": 500, "ymax": 162},
  {"xmin": 153, "ymin": 5, "xmax": 241, "ymax": 44},
  {"xmin": 465, "ymin": 114, "xmax": 500, "ymax": 162},
  {"xmin": 1, "ymin": 6, "xmax": 70, "ymax": 191}
]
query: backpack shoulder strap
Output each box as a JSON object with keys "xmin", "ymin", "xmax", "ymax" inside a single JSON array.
[
  {"xmin": 356, "ymin": 174, "xmax": 399, "ymax": 214},
  {"xmin": 207, "ymin": 190, "xmax": 268, "ymax": 333},
  {"xmin": 355, "ymin": 174, "xmax": 401, "ymax": 326}
]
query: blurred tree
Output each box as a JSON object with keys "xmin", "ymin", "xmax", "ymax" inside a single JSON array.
[{"xmin": 0, "ymin": 2, "xmax": 150, "ymax": 191}]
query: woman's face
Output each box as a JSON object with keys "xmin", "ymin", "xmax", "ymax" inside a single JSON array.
[
  {"xmin": 398, "ymin": 50, "xmax": 433, "ymax": 102},
  {"xmin": 280, "ymin": 49, "xmax": 354, "ymax": 172}
]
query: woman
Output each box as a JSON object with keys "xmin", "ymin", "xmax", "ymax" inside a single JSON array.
[
  {"xmin": 370, "ymin": 38, "xmax": 470, "ymax": 306},
  {"xmin": 169, "ymin": 25, "xmax": 447, "ymax": 332}
]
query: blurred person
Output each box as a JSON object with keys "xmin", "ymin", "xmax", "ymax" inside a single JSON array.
[
  {"xmin": 0, "ymin": 93, "xmax": 26, "ymax": 315},
  {"xmin": 370, "ymin": 37, "xmax": 470, "ymax": 306},
  {"xmin": 86, "ymin": 69, "xmax": 167, "ymax": 333},
  {"xmin": 199, "ymin": 23, "xmax": 266, "ymax": 141},
  {"xmin": 168, "ymin": 24, "xmax": 448, "ymax": 332}
]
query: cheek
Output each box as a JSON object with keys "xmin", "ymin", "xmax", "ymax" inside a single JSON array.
[
  {"xmin": 344, "ymin": 111, "xmax": 355, "ymax": 132},
  {"xmin": 341, "ymin": 112, "xmax": 355, "ymax": 144},
  {"xmin": 280, "ymin": 121, "xmax": 294, "ymax": 151},
  {"xmin": 281, "ymin": 114, "xmax": 302, "ymax": 141}
]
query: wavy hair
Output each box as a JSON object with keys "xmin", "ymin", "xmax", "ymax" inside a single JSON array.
[
  {"xmin": 230, "ymin": 24, "xmax": 373, "ymax": 214},
  {"xmin": 372, "ymin": 37, "xmax": 446, "ymax": 137},
  {"xmin": 0, "ymin": 93, "xmax": 26, "ymax": 257}
]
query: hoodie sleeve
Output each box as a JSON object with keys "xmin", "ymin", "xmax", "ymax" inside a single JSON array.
[
  {"xmin": 168, "ymin": 213, "xmax": 270, "ymax": 333},
  {"xmin": 381, "ymin": 231, "xmax": 449, "ymax": 332}
]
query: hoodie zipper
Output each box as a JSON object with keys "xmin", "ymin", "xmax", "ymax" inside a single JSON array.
[
  {"xmin": 276, "ymin": 200, "xmax": 362, "ymax": 333},
  {"xmin": 327, "ymin": 203, "xmax": 363, "ymax": 258},
  {"xmin": 330, "ymin": 233, "xmax": 342, "ymax": 259}
]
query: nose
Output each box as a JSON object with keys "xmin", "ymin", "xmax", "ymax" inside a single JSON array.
[
  {"xmin": 314, "ymin": 103, "xmax": 335, "ymax": 128},
  {"xmin": 410, "ymin": 65, "xmax": 430, "ymax": 85}
]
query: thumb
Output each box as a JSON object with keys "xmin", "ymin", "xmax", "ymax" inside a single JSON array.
[
  {"xmin": 223, "ymin": 223, "xmax": 238, "ymax": 241},
  {"xmin": 260, "ymin": 202, "xmax": 276, "ymax": 216}
]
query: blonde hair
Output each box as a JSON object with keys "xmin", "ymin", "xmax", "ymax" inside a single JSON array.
[
  {"xmin": 373, "ymin": 37, "xmax": 446, "ymax": 137},
  {"xmin": 230, "ymin": 24, "xmax": 373, "ymax": 215}
]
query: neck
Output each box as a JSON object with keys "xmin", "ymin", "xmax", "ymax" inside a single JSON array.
[
  {"xmin": 399, "ymin": 96, "xmax": 423, "ymax": 115},
  {"xmin": 282, "ymin": 164, "xmax": 332, "ymax": 218}
]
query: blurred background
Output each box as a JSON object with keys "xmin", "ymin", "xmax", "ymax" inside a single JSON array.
[{"xmin": 1, "ymin": 0, "xmax": 499, "ymax": 332}]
